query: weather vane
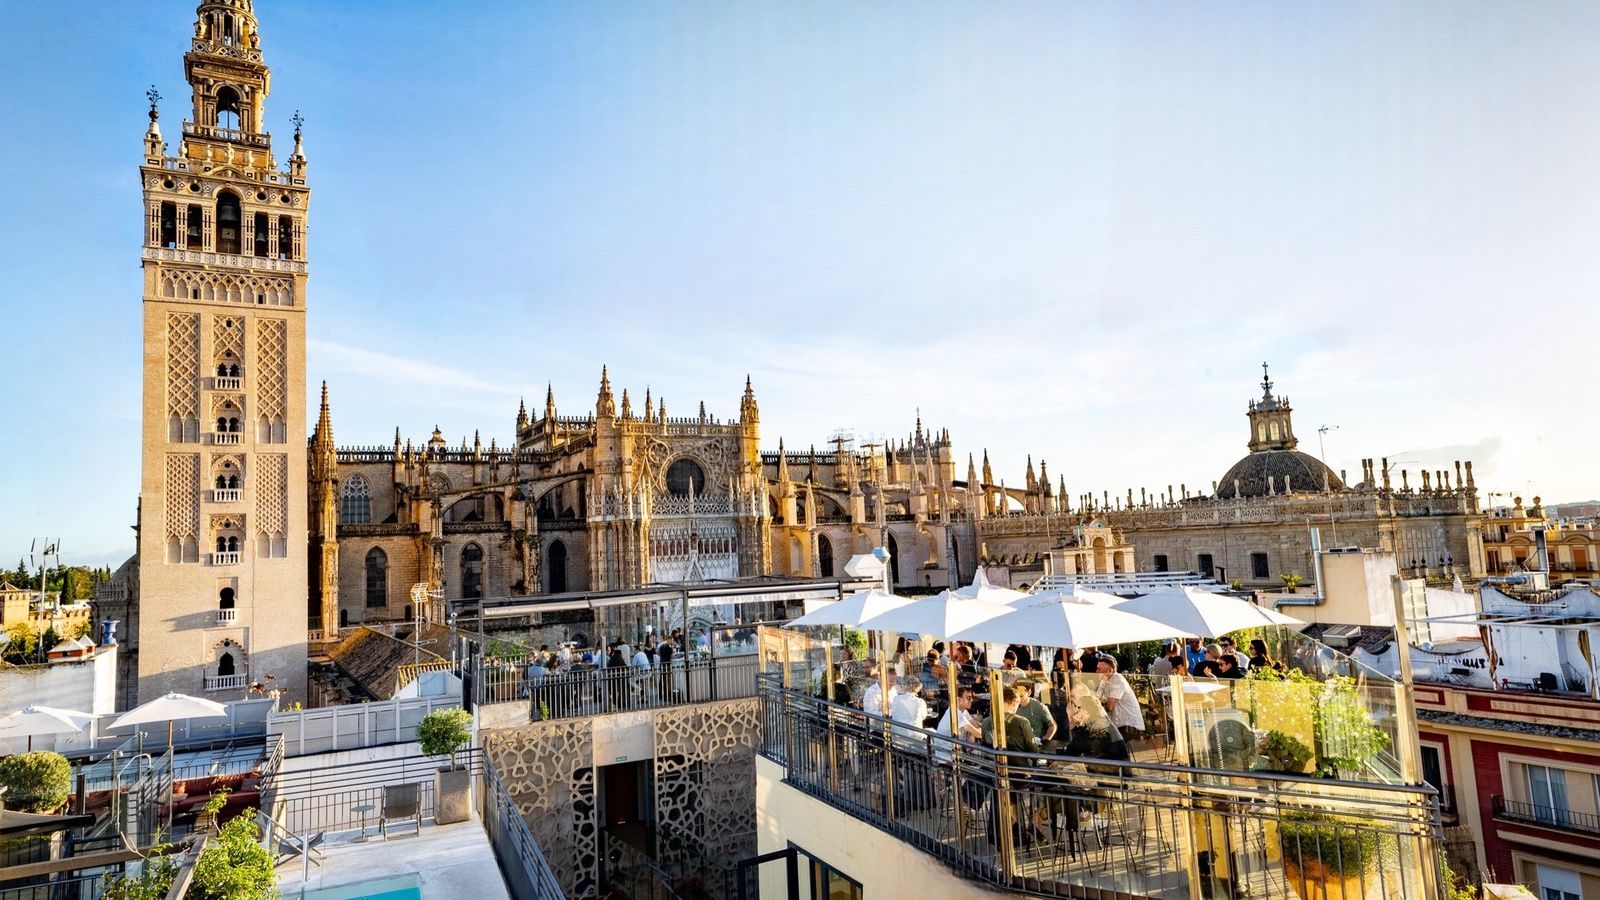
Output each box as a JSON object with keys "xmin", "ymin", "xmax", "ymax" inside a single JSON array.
[
  {"xmin": 291, "ymin": 109, "xmax": 304, "ymax": 138},
  {"xmin": 146, "ymin": 85, "xmax": 161, "ymax": 121}
]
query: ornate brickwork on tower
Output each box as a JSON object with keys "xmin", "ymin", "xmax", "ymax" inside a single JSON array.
[{"xmin": 136, "ymin": 0, "xmax": 310, "ymax": 702}]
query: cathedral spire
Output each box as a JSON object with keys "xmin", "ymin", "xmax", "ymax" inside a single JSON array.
[
  {"xmin": 740, "ymin": 375, "xmax": 759, "ymax": 424},
  {"xmin": 516, "ymin": 396, "xmax": 528, "ymax": 431},
  {"xmin": 544, "ymin": 382, "xmax": 556, "ymax": 420},
  {"xmin": 596, "ymin": 367, "xmax": 615, "ymax": 419},
  {"xmin": 1246, "ymin": 361, "xmax": 1297, "ymax": 451},
  {"xmin": 620, "ymin": 388, "xmax": 632, "ymax": 420},
  {"xmin": 981, "ymin": 449, "xmax": 993, "ymax": 486},
  {"xmin": 777, "ymin": 438, "xmax": 790, "ymax": 483},
  {"xmin": 643, "ymin": 387, "xmax": 653, "ymax": 423},
  {"xmin": 311, "ymin": 381, "xmax": 335, "ymax": 479}
]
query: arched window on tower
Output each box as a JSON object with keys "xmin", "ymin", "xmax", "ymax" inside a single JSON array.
[
  {"xmin": 547, "ymin": 541, "xmax": 568, "ymax": 594},
  {"xmin": 186, "ymin": 204, "xmax": 203, "ymax": 250},
  {"xmin": 365, "ymin": 548, "xmax": 387, "ymax": 608},
  {"xmin": 160, "ymin": 202, "xmax": 177, "ymax": 248},
  {"xmin": 461, "ymin": 543, "xmax": 484, "ymax": 599},
  {"xmin": 253, "ymin": 213, "xmax": 269, "ymax": 257},
  {"xmin": 215, "ymin": 86, "xmax": 241, "ymax": 131},
  {"xmin": 219, "ymin": 587, "xmax": 236, "ymax": 610},
  {"xmin": 817, "ymin": 534, "xmax": 834, "ymax": 578},
  {"xmin": 886, "ymin": 532, "xmax": 901, "ymax": 587},
  {"xmin": 216, "ymin": 651, "xmax": 235, "ymax": 677},
  {"xmin": 216, "ymin": 191, "xmax": 241, "ymax": 254},
  {"xmin": 341, "ymin": 476, "xmax": 371, "ymax": 524},
  {"xmin": 1269, "ymin": 421, "xmax": 1280, "ymax": 441},
  {"xmin": 277, "ymin": 216, "xmax": 295, "ymax": 260}
]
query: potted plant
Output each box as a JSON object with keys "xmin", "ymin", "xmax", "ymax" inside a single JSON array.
[
  {"xmin": 0, "ymin": 751, "xmax": 71, "ymax": 813},
  {"xmin": 1280, "ymin": 572, "xmax": 1304, "ymax": 592},
  {"xmin": 417, "ymin": 708, "xmax": 473, "ymax": 825},
  {"xmin": 1258, "ymin": 730, "xmax": 1314, "ymax": 775},
  {"xmin": 1277, "ymin": 813, "xmax": 1378, "ymax": 900},
  {"xmin": 191, "ymin": 813, "xmax": 276, "ymax": 900}
]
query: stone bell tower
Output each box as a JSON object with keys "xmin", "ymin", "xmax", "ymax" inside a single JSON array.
[{"xmin": 136, "ymin": 0, "xmax": 310, "ymax": 704}]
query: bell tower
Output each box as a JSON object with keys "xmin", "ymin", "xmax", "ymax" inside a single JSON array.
[{"xmin": 136, "ymin": 0, "xmax": 310, "ymax": 704}]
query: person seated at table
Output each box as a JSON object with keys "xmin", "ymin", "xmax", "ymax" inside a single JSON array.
[
  {"xmin": 1006, "ymin": 643, "xmax": 1034, "ymax": 671},
  {"xmin": 950, "ymin": 644, "xmax": 980, "ymax": 690},
  {"xmin": 1094, "ymin": 657, "xmax": 1146, "ymax": 743},
  {"xmin": 1148, "ymin": 642, "xmax": 1182, "ymax": 678},
  {"xmin": 1215, "ymin": 654, "xmax": 1246, "ymax": 680},
  {"xmin": 999, "ymin": 651, "xmax": 1025, "ymax": 686},
  {"xmin": 1217, "ymin": 636, "xmax": 1244, "ymax": 670},
  {"xmin": 1247, "ymin": 639, "xmax": 1275, "ymax": 672},
  {"xmin": 919, "ymin": 650, "xmax": 945, "ymax": 694},
  {"xmin": 890, "ymin": 677, "xmax": 931, "ymax": 746},
  {"xmin": 1191, "ymin": 643, "xmax": 1223, "ymax": 678},
  {"xmin": 859, "ymin": 661, "xmax": 887, "ymax": 714},
  {"xmin": 1184, "ymin": 637, "xmax": 1207, "ymax": 672},
  {"xmin": 1063, "ymin": 690, "xmax": 1131, "ymax": 765},
  {"xmin": 1013, "ymin": 679, "xmax": 1057, "ymax": 745}
]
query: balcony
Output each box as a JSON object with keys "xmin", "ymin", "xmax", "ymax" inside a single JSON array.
[
  {"xmin": 213, "ymin": 376, "xmax": 242, "ymax": 391},
  {"xmin": 1492, "ymin": 795, "xmax": 1600, "ymax": 837},
  {"xmin": 210, "ymin": 432, "xmax": 243, "ymax": 446},
  {"xmin": 211, "ymin": 489, "xmax": 242, "ymax": 503},
  {"xmin": 202, "ymin": 674, "xmax": 247, "ymax": 692},
  {"xmin": 215, "ymin": 608, "xmax": 237, "ymax": 626},
  {"xmin": 209, "ymin": 551, "xmax": 241, "ymax": 566}
]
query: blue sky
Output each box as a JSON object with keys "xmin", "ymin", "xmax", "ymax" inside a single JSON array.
[{"xmin": 2, "ymin": 1, "xmax": 1597, "ymax": 568}]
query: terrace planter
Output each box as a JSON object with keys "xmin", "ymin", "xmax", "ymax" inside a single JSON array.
[
  {"xmin": 1282, "ymin": 857, "xmax": 1365, "ymax": 900},
  {"xmin": 435, "ymin": 766, "xmax": 471, "ymax": 825}
]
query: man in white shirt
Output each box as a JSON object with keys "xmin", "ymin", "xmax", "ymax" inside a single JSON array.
[
  {"xmin": 934, "ymin": 686, "xmax": 983, "ymax": 762},
  {"xmin": 860, "ymin": 675, "xmax": 886, "ymax": 717},
  {"xmin": 1095, "ymin": 657, "xmax": 1145, "ymax": 741}
]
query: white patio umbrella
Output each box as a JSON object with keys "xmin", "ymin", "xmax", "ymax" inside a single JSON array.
[
  {"xmin": 950, "ymin": 598, "xmax": 1195, "ymax": 648},
  {"xmin": 111, "ymin": 692, "xmax": 229, "ymax": 748},
  {"xmin": 0, "ymin": 706, "xmax": 92, "ymax": 751},
  {"xmin": 784, "ymin": 588, "xmax": 915, "ymax": 628},
  {"xmin": 857, "ymin": 591, "xmax": 1015, "ymax": 640},
  {"xmin": 952, "ymin": 569, "xmax": 1029, "ymax": 605},
  {"xmin": 1010, "ymin": 586, "xmax": 1126, "ymax": 608},
  {"xmin": 1111, "ymin": 585, "xmax": 1303, "ymax": 638}
]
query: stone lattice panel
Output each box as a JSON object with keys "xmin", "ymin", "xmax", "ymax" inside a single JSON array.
[
  {"xmin": 256, "ymin": 454, "xmax": 287, "ymax": 538},
  {"xmin": 165, "ymin": 453, "xmax": 200, "ymax": 540},
  {"xmin": 256, "ymin": 318, "xmax": 287, "ymax": 421},
  {"xmin": 212, "ymin": 313, "xmax": 244, "ymax": 367},
  {"xmin": 484, "ymin": 722, "xmax": 598, "ymax": 898},
  {"xmin": 166, "ymin": 313, "xmax": 201, "ymax": 421},
  {"xmin": 653, "ymin": 698, "xmax": 761, "ymax": 868}
]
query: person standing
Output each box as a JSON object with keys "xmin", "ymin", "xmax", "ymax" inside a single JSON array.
[
  {"xmin": 1094, "ymin": 657, "xmax": 1146, "ymax": 743},
  {"xmin": 1014, "ymin": 680, "xmax": 1058, "ymax": 745},
  {"xmin": 656, "ymin": 634, "xmax": 676, "ymax": 700}
]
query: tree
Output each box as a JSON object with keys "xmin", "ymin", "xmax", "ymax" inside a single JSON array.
[
  {"xmin": 417, "ymin": 708, "xmax": 472, "ymax": 770},
  {"xmin": 3, "ymin": 624, "xmax": 38, "ymax": 663},
  {"xmin": 0, "ymin": 751, "xmax": 72, "ymax": 812}
]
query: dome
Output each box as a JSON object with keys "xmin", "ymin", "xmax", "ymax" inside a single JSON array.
[{"xmin": 1216, "ymin": 450, "xmax": 1344, "ymax": 499}]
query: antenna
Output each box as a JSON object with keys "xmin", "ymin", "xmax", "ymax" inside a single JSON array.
[
  {"xmin": 1316, "ymin": 424, "xmax": 1339, "ymax": 463},
  {"xmin": 29, "ymin": 538, "xmax": 61, "ymax": 607}
]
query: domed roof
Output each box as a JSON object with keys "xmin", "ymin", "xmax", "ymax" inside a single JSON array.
[{"xmin": 1216, "ymin": 450, "xmax": 1344, "ymax": 499}]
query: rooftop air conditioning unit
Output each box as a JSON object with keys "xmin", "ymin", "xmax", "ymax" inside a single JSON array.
[{"xmin": 1321, "ymin": 624, "xmax": 1362, "ymax": 649}]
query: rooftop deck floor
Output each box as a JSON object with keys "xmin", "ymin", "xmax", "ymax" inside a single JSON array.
[{"xmin": 276, "ymin": 817, "xmax": 509, "ymax": 900}]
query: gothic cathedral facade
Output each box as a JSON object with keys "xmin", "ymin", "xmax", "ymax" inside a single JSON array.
[{"xmin": 136, "ymin": 0, "xmax": 310, "ymax": 702}]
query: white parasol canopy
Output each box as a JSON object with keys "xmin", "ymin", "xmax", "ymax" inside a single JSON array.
[
  {"xmin": 1011, "ymin": 586, "xmax": 1126, "ymax": 608},
  {"xmin": 858, "ymin": 591, "xmax": 1015, "ymax": 639},
  {"xmin": 0, "ymin": 706, "xmax": 93, "ymax": 749},
  {"xmin": 784, "ymin": 588, "xmax": 915, "ymax": 628},
  {"xmin": 952, "ymin": 569, "xmax": 1029, "ymax": 605},
  {"xmin": 950, "ymin": 598, "xmax": 1195, "ymax": 648},
  {"xmin": 1111, "ymin": 586, "xmax": 1303, "ymax": 638},
  {"xmin": 112, "ymin": 692, "xmax": 228, "ymax": 731}
]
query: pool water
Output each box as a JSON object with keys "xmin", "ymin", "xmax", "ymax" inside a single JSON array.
[{"xmin": 302, "ymin": 872, "xmax": 422, "ymax": 900}]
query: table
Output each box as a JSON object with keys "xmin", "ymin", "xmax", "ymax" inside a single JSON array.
[{"xmin": 351, "ymin": 803, "xmax": 375, "ymax": 842}]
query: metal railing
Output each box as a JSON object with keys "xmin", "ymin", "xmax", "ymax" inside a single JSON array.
[
  {"xmin": 760, "ymin": 677, "xmax": 1445, "ymax": 900},
  {"xmin": 479, "ymin": 655, "xmax": 759, "ymax": 716},
  {"xmin": 267, "ymin": 750, "xmax": 482, "ymax": 837},
  {"xmin": 1492, "ymin": 795, "xmax": 1600, "ymax": 836},
  {"xmin": 395, "ymin": 660, "xmax": 455, "ymax": 694},
  {"xmin": 482, "ymin": 758, "xmax": 566, "ymax": 900}
]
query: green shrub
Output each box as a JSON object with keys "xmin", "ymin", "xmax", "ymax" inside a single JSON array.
[
  {"xmin": 0, "ymin": 751, "xmax": 71, "ymax": 813},
  {"xmin": 191, "ymin": 814, "xmax": 275, "ymax": 900},
  {"xmin": 1277, "ymin": 814, "xmax": 1379, "ymax": 876},
  {"xmin": 101, "ymin": 855, "xmax": 178, "ymax": 900},
  {"xmin": 1260, "ymin": 730, "xmax": 1314, "ymax": 774},
  {"xmin": 417, "ymin": 708, "xmax": 472, "ymax": 768}
]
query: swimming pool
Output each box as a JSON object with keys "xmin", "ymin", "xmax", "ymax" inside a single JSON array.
[{"xmin": 301, "ymin": 872, "xmax": 422, "ymax": 900}]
